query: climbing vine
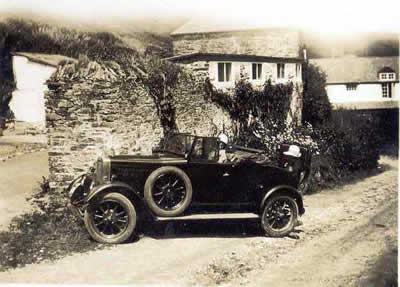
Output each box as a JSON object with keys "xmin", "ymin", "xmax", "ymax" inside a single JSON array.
[
  {"xmin": 204, "ymin": 77, "xmax": 293, "ymax": 146},
  {"xmin": 132, "ymin": 56, "xmax": 197, "ymax": 135}
]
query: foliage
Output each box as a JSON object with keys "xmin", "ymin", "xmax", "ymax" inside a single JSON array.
[
  {"xmin": 205, "ymin": 78, "xmax": 293, "ymax": 142},
  {"xmin": 0, "ymin": 18, "xmax": 190, "ymax": 135},
  {"xmin": 205, "ymin": 78, "xmax": 316, "ymax": 163},
  {"xmin": 302, "ymin": 63, "xmax": 332, "ymax": 126},
  {"xmin": 0, "ymin": 18, "xmax": 140, "ymax": 119},
  {"xmin": 0, "ymin": 79, "xmax": 15, "ymax": 120},
  {"xmin": 205, "ymin": 71, "xmax": 382, "ymax": 194},
  {"xmin": 303, "ymin": 113, "xmax": 381, "ymax": 192},
  {"xmin": 132, "ymin": 56, "xmax": 197, "ymax": 133},
  {"xmin": 0, "ymin": 19, "xmax": 138, "ymax": 62}
]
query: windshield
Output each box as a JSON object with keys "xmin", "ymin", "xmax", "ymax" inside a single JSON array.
[{"xmin": 160, "ymin": 133, "xmax": 195, "ymax": 156}]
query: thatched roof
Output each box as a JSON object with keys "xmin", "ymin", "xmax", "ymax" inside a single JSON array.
[{"xmin": 310, "ymin": 56, "xmax": 399, "ymax": 84}]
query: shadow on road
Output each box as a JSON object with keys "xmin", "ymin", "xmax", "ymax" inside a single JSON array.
[
  {"xmin": 137, "ymin": 218, "xmax": 264, "ymax": 240},
  {"xmin": 130, "ymin": 218, "xmax": 304, "ymax": 242}
]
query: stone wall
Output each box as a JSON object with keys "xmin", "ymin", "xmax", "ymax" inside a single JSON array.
[
  {"xmin": 172, "ymin": 29, "xmax": 301, "ymax": 58},
  {"xmin": 45, "ymin": 59, "xmax": 233, "ymax": 191}
]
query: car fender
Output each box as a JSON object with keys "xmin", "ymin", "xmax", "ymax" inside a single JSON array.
[
  {"xmin": 260, "ymin": 185, "xmax": 305, "ymax": 215},
  {"xmin": 66, "ymin": 173, "xmax": 87, "ymax": 195},
  {"xmin": 87, "ymin": 181, "xmax": 142, "ymax": 205}
]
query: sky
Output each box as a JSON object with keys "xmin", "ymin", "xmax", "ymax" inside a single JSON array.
[{"xmin": 0, "ymin": 0, "xmax": 400, "ymax": 34}]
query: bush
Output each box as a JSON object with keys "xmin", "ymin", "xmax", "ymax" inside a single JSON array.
[
  {"xmin": 303, "ymin": 114, "xmax": 381, "ymax": 192},
  {"xmin": 302, "ymin": 63, "xmax": 332, "ymax": 127},
  {"xmin": 206, "ymin": 73, "xmax": 382, "ymax": 194}
]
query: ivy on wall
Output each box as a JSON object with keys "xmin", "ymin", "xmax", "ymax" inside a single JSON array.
[
  {"xmin": 204, "ymin": 77, "xmax": 293, "ymax": 145},
  {"xmin": 132, "ymin": 57, "xmax": 198, "ymax": 134}
]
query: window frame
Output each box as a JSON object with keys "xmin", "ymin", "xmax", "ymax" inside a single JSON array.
[
  {"xmin": 277, "ymin": 63, "xmax": 285, "ymax": 79},
  {"xmin": 382, "ymin": 82, "xmax": 392, "ymax": 98},
  {"xmin": 252, "ymin": 63, "xmax": 262, "ymax": 80},
  {"xmin": 346, "ymin": 83, "xmax": 358, "ymax": 91},
  {"xmin": 217, "ymin": 62, "xmax": 232, "ymax": 82},
  {"xmin": 296, "ymin": 63, "xmax": 302, "ymax": 79},
  {"xmin": 379, "ymin": 72, "xmax": 396, "ymax": 81}
]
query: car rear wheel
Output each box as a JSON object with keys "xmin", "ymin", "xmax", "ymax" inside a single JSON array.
[
  {"xmin": 84, "ymin": 192, "xmax": 136, "ymax": 244},
  {"xmin": 144, "ymin": 166, "xmax": 192, "ymax": 217},
  {"xmin": 261, "ymin": 195, "xmax": 298, "ymax": 237}
]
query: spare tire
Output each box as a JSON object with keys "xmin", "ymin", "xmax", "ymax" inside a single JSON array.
[{"xmin": 144, "ymin": 166, "xmax": 192, "ymax": 217}]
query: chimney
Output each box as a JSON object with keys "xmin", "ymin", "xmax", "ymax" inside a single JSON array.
[{"xmin": 303, "ymin": 48, "xmax": 307, "ymax": 61}]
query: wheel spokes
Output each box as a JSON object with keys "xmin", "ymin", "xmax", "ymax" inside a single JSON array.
[
  {"xmin": 153, "ymin": 173, "xmax": 186, "ymax": 210},
  {"xmin": 92, "ymin": 200, "xmax": 129, "ymax": 237},
  {"xmin": 265, "ymin": 199, "xmax": 294, "ymax": 230}
]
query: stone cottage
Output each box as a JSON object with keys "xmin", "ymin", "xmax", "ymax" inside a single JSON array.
[
  {"xmin": 310, "ymin": 56, "xmax": 399, "ymax": 110},
  {"xmin": 167, "ymin": 19, "xmax": 305, "ymax": 123}
]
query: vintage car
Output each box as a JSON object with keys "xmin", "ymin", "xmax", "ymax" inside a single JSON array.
[{"xmin": 68, "ymin": 133, "xmax": 311, "ymax": 244}]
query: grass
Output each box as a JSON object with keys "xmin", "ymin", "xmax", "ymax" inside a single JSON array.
[{"xmin": 0, "ymin": 184, "xmax": 106, "ymax": 272}]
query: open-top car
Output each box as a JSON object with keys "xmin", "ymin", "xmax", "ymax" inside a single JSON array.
[{"xmin": 68, "ymin": 133, "xmax": 311, "ymax": 244}]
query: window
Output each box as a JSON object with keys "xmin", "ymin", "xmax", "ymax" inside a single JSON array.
[
  {"xmin": 191, "ymin": 137, "xmax": 218, "ymax": 161},
  {"xmin": 252, "ymin": 63, "xmax": 262, "ymax": 80},
  {"xmin": 379, "ymin": 72, "xmax": 396, "ymax": 81},
  {"xmin": 346, "ymin": 84, "xmax": 357, "ymax": 91},
  {"xmin": 277, "ymin": 63, "xmax": 285, "ymax": 79},
  {"xmin": 382, "ymin": 83, "xmax": 392, "ymax": 98},
  {"xmin": 296, "ymin": 64, "xmax": 302, "ymax": 79},
  {"xmin": 218, "ymin": 63, "xmax": 232, "ymax": 82}
]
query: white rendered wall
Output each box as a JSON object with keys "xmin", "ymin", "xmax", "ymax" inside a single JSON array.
[
  {"xmin": 327, "ymin": 82, "xmax": 399, "ymax": 103},
  {"xmin": 9, "ymin": 56, "xmax": 56, "ymax": 125},
  {"xmin": 208, "ymin": 62, "xmax": 300, "ymax": 89}
]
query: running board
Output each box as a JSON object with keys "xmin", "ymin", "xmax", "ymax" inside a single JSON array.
[{"xmin": 155, "ymin": 213, "xmax": 260, "ymax": 221}]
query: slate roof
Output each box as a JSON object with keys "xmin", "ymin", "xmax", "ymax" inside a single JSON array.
[
  {"xmin": 310, "ymin": 56, "xmax": 399, "ymax": 84},
  {"xmin": 171, "ymin": 18, "xmax": 283, "ymax": 35},
  {"xmin": 11, "ymin": 52, "xmax": 76, "ymax": 68}
]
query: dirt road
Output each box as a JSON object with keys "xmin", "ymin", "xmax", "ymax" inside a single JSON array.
[{"xmin": 0, "ymin": 156, "xmax": 397, "ymax": 286}]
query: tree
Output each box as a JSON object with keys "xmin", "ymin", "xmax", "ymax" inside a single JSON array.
[{"xmin": 302, "ymin": 63, "xmax": 332, "ymax": 126}]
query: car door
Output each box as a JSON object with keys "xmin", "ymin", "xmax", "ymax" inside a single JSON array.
[
  {"xmin": 218, "ymin": 160, "xmax": 255, "ymax": 203},
  {"xmin": 186, "ymin": 136, "xmax": 231, "ymax": 203}
]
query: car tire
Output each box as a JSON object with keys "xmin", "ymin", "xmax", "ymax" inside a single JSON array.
[
  {"xmin": 144, "ymin": 166, "xmax": 192, "ymax": 217},
  {"xmin": 84, "ymin": 192, "xmax": 137, "ymax": 244},
  {"xmin": 261, "ymin": 195, "xmax": 298, "ymax": 237}
]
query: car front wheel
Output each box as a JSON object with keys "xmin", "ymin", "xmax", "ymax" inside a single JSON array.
[
  {"xmin": 261, "ymin": 195, "xmax": 298, "ymax": 237},
  {"xmin": 84, "ymin": 192, "xmax": 137, "ymax": 244}
]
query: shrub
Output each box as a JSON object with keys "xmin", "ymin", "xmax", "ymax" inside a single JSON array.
[
  {"xmin": 205, "ymin": 73, "xmax": 382, "ymax": 194},
  {"xmin": 304, "ymin": 114, "xmax": 381, "ymax": 192},
  {"xmin": 302, "ymin": 63, "xmax": 332, "ymax": 127}
]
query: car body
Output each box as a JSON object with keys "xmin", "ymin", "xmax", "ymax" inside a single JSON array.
[{"xmin": 68, "ymin": 133, "xmax": 311, "ymax": 243}]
